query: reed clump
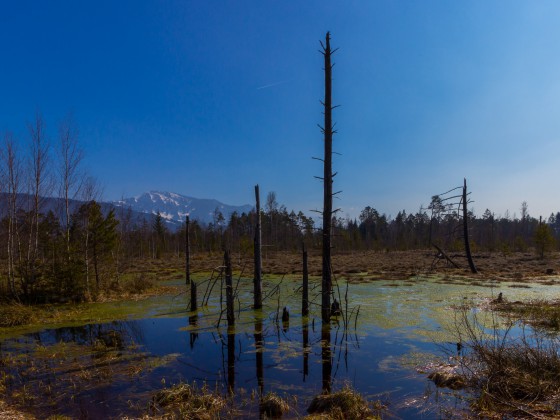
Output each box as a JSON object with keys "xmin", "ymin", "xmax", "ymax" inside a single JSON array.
[
  {"xmin": 455, "ymin": 308, "xmax": 560, "ymax": 418},
  {"xmin": 494, "ymin": 298, "xmax": 560, "ymax": 330},
  {"xmin": 306, "ymin": 385, "xmax": 381, "ymax": 419},
  {"xmin": 0, "ymin": 303, "xmax": 36, "ymax": 327},
  {"xmin": 153, "ymin": 382, "xmax": 226, "ymax": 419},
  {"xmin": 259, "ymin": 392, "xmax": 290, "ymax": 418}
]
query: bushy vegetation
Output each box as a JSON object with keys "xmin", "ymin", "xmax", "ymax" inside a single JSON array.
[{"xmin": 454, "ymin": 308, "xmax": 560, "ymax": 418}]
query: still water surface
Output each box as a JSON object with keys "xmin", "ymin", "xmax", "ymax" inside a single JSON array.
[{"xmin": 2, "ymin": 276, "xmax": 557, "ymax": 418}]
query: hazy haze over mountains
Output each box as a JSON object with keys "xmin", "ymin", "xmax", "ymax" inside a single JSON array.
[{"xmin": 113, "ymin": 191, "xmax": 253, "ymax": 228}]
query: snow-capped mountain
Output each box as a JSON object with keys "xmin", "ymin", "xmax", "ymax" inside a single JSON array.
[{"xmin": 113, "ymin": 191, "xmax": 253, "ymax": 228}]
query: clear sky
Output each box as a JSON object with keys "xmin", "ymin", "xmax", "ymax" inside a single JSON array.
[{"xmin": 2, "ymin": 1, "xmax": 560, "ymax": 220}]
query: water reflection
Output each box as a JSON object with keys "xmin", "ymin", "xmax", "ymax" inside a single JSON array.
[
  {"xmin": 0, "ymin": 287, "xmax": 471, "ymax": 419},
  {"xmin": 321, "ymin": 321, "xmax": 332, "ymax": 393},
  {"xmin": 227, "ymin": 330, "xmax": 235, "ymax": 394},
  {"xmin": 302, "ymin": 316, "xmax": 309, "ymax": 382},
  {"xmin": 255, "ymin": 317, "xmax": 264, "ymax": 395},
  {"xmin": 189, "ymin": 314, "xmax": 198, "ymax": 349}
]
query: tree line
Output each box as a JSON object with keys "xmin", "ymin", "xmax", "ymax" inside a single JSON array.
[{"xmin": 1, "ymin": 115, "xmax": 558, "ymax": 303}]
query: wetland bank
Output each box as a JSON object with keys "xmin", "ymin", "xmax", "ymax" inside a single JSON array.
[{"xmin": 2, "ymin": 250, "xmax": 560, "ymax": 419}]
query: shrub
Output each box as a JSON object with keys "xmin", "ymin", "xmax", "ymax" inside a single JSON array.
[{"xmin": 453, "ymin": 307, "xmax": 560, "ymax": 417}]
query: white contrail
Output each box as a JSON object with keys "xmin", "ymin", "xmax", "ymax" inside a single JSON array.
[{"xmin": 257, "ymin": 80, "xmax": 288, "ymax": 90}]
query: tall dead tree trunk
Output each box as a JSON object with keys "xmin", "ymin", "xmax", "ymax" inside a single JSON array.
[
  {"xmin": 463, "ymin": 178, "xmax": 477, "ymax": 274},
  {"xmin": 253, "ymin": 185, "xmax": 263, "ymax": 309},
  {"xmin": 185, "ymin": 216, "xmax": 191, "ymax": 285},
  {"xmin": 320, "ymin": 32, "xmax": 335, "ymax": 323},
  {"xmin": 302, "ymin": 244, "xmax": 309, "ymax": 316},
  {"xmin": 225, "ymin": 250, "xmax": 235, "ymax": 326}
]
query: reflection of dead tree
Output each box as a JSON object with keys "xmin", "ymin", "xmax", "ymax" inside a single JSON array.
[{"xmin": 425, "ymin": 178, "xmax": 477, "ymax": 273}]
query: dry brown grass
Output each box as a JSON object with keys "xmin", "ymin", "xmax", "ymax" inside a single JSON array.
[
  {"xmin": 0, "ymin": 400, "xmax": 35, "ymax": 419},
  {"xmin": 0, "ymin": 304, "xmax": 36, "ymax": 327},
  {"xmin": 306, "ymin": 385, "xmax": 382, "ymax": 419},
  {"xmin": 493, "ymin": 298, "xmax": 560, "ymax": 331},
  {"xmin": 139, "ymin": 249, "xmax": 560, "ymax": 284},
  {"xmin": 259, "ymin": 392, "xmax": 290, "ymax": 418},
  {"xmin": 152, "ymin": 382, "xmax": 227, "ymax": 419},
  {"xmin": 455, "ymin": 309, "xmax": 560, "ymax": 418}
]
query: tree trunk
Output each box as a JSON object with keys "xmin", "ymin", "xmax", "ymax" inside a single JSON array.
[
  {"xmin": 225, "ymin": 250, "xmax": 235, "ymax": 326},
  {"xmin": 253, "ymin": 185, "xmax": 263, "ymax": 309},
  {"xmin": 185, "ymin": 216, "xmax": 191, "ymax": 285},
  {"xmin": 93, "ymin": 239, "xmax": 100, "ymax": 289},
  {"xmin": 190, "ymin": 280, "xmax": 197, "ymax": 311},
  {"xmin": 302, "ymin": 245, "xmax": 309, "ymax": 316},
  {"xmin": 321, "ymin": 32, "xmax": 334, "ymax": 323},
  {"xmin": 463, "ymin": 178, "xmax": 477, "ymax": 274}
]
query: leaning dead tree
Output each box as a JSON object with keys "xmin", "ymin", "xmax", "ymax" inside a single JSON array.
[
  {"xmin": 462, "ymin": 179, "xmax": 477, "ymax": 273},
  {"xmin": 424, "ymin": 178, "xmax": 477, "ymax": 273},
  {"xmin": 317, "ymin": 32, "xmax": 339, "ymax": 323}
]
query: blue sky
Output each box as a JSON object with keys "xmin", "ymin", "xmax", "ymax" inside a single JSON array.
[{"xmin": 2, "ymin": 1, "xmax": 560, "ymax": 220}]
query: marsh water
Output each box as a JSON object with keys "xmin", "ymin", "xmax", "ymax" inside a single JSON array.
[{"xmin": 2, "ymin": 275, "xmax": 558, "ymax": 419}]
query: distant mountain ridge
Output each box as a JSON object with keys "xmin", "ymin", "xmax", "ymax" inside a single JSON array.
[
  {"xmin": 112, "ymin": 191, "xmax": 253, "ymax": 228},
  {"xmin": 0, "ymin": 191, "xmax": 250, "ymax": 232}
]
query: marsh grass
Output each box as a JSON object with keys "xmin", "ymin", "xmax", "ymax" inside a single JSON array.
[
  {"xmin": 0, "ymin": 335, "xmax": 179, "ymax": 418},
  {"xmin": 306, "ymin": 385, "xmax": 382, "ymax": 419},
  {"xmin": 0, "ymin": 400, "xmax": 34, "ymax": 419},
  {"xmin": 454, "ymin": 308, "xmax": 560, "ymax": 418},
  {"xmin": 148, "ymin": 382, "xmax": 382, "ymax": 419},
  {"xmin": 259, "ymin": 392, "xmax": 291, "ymax": 418},
  {"xmin": 494, "ymin": 298, "xmax": 560, "ymax": 330},
  {"xmin": 0, "ymin": 304, "xmax": 36, "ymax": 327},
  {"xmin": 152, "ymin": 382, "xmax": 227, "ymax": 419}
]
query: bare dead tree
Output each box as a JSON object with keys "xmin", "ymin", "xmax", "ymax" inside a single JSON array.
[
  {"xmin": 424, "ymin": 179, "xmax": 477, "ymax": 273},
  {"xmin": 80, "ymin": 176, "xmax": 101, "ymax": 296},
  {"xmin": 254, "ymin": 185, "xmax": 263, "ymax": 309},
  {"xmin": 302, "ymin": 243, "xmax": 309, "ymax": 316},
  {"xmin": 463, "ymin": 178, "xmax": 477, "ymax": 273},
  {"xmin": 27, "ymin": 113, "xmax": 50, "ymax": 296},
  {"xmin": 185, "ymin": 215, "xmax": 191, "ymax": 285},
  {"xmin": 318, "ymin": 32, "xmax": 338, "ymax": 323},
  {"xmin": 225, "ymin": 250, "xmax": 234, "ymax": 326},
  {"xmin": 59, "ymin": 115, "xmax": 83, "ymax": 256},
  {"xmin": 2, "ymin": 133, "xmax": 21, "ymax": 298}
]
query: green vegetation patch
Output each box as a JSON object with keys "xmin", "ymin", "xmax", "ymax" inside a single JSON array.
[{"xmin": 494, "ymin": 298, "xmax": 560, "ymax": 330}]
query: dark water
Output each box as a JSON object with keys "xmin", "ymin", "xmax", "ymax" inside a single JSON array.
[
  {"xmin": 3, "ymin": 277, "xmax": 515, "ymax": 419},
  {"xmin": 0, "ymin": 316, "xmax": 462, "ymax": 419}
]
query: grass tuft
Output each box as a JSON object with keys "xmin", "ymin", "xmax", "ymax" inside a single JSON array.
[
  {"xmin": 306, "ymin": 385, "xmax": 381, "ymax": 419},
  {"xmin": 0, "ymin": 304, "xmax": 36, "ymax": 327},
  {"xmin": 153, "ymin": 382, "xmax": 226, "ymax": 419},
  {"xmin": 260, "ymin": 392, "xmax": 290, "ymax": 418}
]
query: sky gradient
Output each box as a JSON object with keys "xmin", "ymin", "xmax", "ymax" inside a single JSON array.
[{"xmin": 2, "ymin": 1, "xmax": 560, "ymax": 220}]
